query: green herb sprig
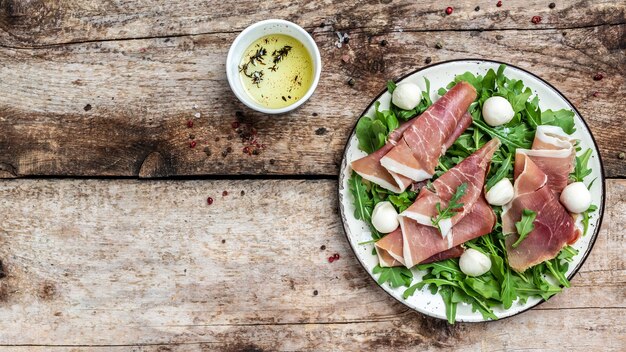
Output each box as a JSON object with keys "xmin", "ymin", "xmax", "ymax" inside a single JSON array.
[
  {"xmin": 512, "ymin": 209, "xmax": 537, "ymax": 248},
  {"xmin": 431, "ymin": 183, "xmax": 468, "ymax": 234}
]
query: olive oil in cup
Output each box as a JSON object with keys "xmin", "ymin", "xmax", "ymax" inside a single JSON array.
[
  {"xmin": 226, "ymin": 20, "xmax": 322, "ymax": 114},
  {"xmin": 239, "ymin": 34, "xmax": 314, "ymax": 109}
]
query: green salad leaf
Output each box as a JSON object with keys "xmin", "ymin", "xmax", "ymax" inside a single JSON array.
[
  {"xmin": 355, "ymin": 117, "xmax": 387, "ymax": 154},
  {"xmin": 571, "ymin": 148, "xmax": 593, "ymax": 183},
  {"xmin": 512, "ymin": 209, "xmax": 537, "ymax": 248},
  {"xmin": 541, "ymin": 109, "xmax": 576, "ymax": 134},
  {"xmin": 485, "ymin": 153, "xmax": 513, "ymax": 191},
  {"xmin": 373, "ymin": 264, "xmax": 413, "ymax": 288},
  {"xmin": 387, "ymin": 190, "xmax": 417, "ymax": 213},
  {"xmin": 582, "ymin": 204, "xmax": 598, "ymax": 236},
  {"xmin": 431, "ymin": 183, "xmax": 467, "ymax": 233},
  {"xmin": 348, "ymin": 174, "xmax": 373, "ymax": 221}
]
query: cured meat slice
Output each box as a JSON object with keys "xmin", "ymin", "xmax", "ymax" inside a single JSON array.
[
  {"xmin": 401, "ymin": 138, "xmax": 500, "ymax": 237},
  {"xmin": 515, "ymin": 126, "xmax": 575, "ymax": 194},
  {"xmin": 401, "ymin": 197, "xmax": 495, "ymax": 268},
  {"xmin": 351, "ymin": 121, "xmax": 413, "ymax": 193},
  {"xmin": 375, "ymin": 228, "xmax": 405, "ymax": 267},
  {"xmin": 503, "ymin": 154, "xmax": 578, "ymax": 272},
  {"xmin": 375, "ymin": 228, "xmax": 465, "ymax": 267},
  {"xmin": 352, "ymin": 110, "xmax": 472, "ymax": 193},
  {"xmin": 380, "ymin": 81, "xmax": 477, "ymax": 182}
]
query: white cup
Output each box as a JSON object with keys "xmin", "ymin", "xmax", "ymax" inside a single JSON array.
[{"xmin": 226, "ymin": 19, "xmax": 322, "ymax": 114}]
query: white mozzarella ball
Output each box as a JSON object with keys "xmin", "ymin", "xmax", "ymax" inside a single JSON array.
[
  {"xmin": 392, "ymin": 83, "xmax": 422, "ymax": 110},
  {"xmin": 560, "ymin": 182, "xmax": 592, "ymax": 214},
  {"xmin": 371, "ymin": 201, "xmax": 399, "ymax": 234},
  {"xmin": 459, "ymin": 248, "xmax": 492, "ymax": 277},
  {"xmin": 485, "ymin": 178, "xmax": 515, "ymax": 206},
  {"xmin": 482, "ymin": 96, "xmax": 515, "ymax": 126}
]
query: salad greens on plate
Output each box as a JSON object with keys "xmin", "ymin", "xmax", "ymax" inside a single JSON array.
[{"xmin": 349, "ymin": 64, "xmax": 598, "ymax": 323}]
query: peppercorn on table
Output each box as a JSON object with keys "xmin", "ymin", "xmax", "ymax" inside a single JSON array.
[{"xmin": 0, "ymin": 1, "xmax": 624, "ymax": 350}]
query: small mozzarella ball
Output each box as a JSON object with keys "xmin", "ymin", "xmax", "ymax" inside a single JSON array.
[
  {"xmin": 482, "ymin": 96, "xmax": 515, "ymax": 126},
  {"xmin": 371, "ymin": 201, "xmax": 399, "ymax": 233},
  {"xmin": 560, "ymin": 182, "xmax": 592, "ymax": 213},
  {"xmin": 459, "ymin": 248, "xmax": 492, "ymax": 277},
  {"xmin": 392, "ymin": 83, "xmax": 422, "ymax": 110},
  {"xmin": 485, "ymin": 178, "xmax": 515, "ymax": 206}
]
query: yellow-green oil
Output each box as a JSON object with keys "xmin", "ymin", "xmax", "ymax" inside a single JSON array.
[{"xmin": 239, "ymin": 34, "xmax": 313, "ymax": 109}]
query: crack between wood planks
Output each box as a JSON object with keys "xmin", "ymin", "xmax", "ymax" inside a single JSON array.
[{"xmin": 0, "ymin": 21, "xmax": 624, "ymax": 50}]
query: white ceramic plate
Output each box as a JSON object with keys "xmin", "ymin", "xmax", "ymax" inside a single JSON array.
[{"xmin": 338, "ymin": 59, "xmax": 605, "ymax": 322}]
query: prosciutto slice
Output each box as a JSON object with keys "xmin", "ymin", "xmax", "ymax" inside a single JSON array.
[
  {"xmin": 401, "ymin": 197, "xmax": 495, "ymax": 268},
  {"xmin": 401, "ymin": 138, "xmax": 501, "ymax": 237},
  {"xmin": 375, "ymin": 228, "xmax": 465, "ymax": 267},
  {"xmin": 351, "ymin": 111, "xmax": 472, "ymax": 193},
  {"xmin": 380, "ymin": 81, "xmax": 477, "ymax": 182},
  {"xmin": 503, "ymin": 154, "xmax": 578, "ymax": 272},
  {"xmin": 351, "ymin": 121, "xmax": 413, "ymax": 193},
  {"xmin": 515, "ymin": 125, "xmax": 575, "ymax": 194}
]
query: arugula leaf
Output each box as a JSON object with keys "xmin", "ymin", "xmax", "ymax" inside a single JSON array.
[
  {"xmin": 440, "ymin": 286, "xmax": 457, "ymax": 324},
  {"xmin": 558, "ymin": 246, "xmax": 578, "ymax": 261},
  {"xmin": 481, "ymin": 69, "xmax": 497, "ymax": 93},
  {"xmin": 373, "ymin": 264, "xmax": 413, "ymax": 288},
  {"xmin": 387, "ymin": 190, "xmax": 417, "ymax": 212},
  {"xmin": 453, "ymin": 71, "xmax": 482, "ymax": 92},
  {"xmin": 417, "ymin": 259, "xmax": 463, "ymax": 278},
  {"xmin": 422, "ymin": 77, "xmax": 433, "ymax": 107},
  {"xmin": 464, "ymin": 276, "xmax": 501, "ymax": 300},
  {"xmin": 512, "ymin": 209, "xmax": 537, "ymax": 248},
  {"xmin": 374, "ymin": 103, "xmax": 400, "ymax": 132},
  {"xmin": 541, "ymin": 109, "xmax": 576, "ymax": 134},
  {"xmin": 387, "ymin": 80, "xmax": 397, "ymax": 94},
  {"xmin": 545, "ymin": 259, "xmax": 571, "ymax": 288},
  {"xmin": 486, "ymin": 153, "xmax": 513, "ymax": 191},
  {"xmin": 508, "ymin": 87, "xmax": 533, "ymax": 114},
  {"xmin": 355, "ymin": 117, "xmax": 386, "ymax": 153},
  {"xmin": 348, "ymin": 174, "xmax": 373, "ymax": 222},
  {"xmin": 525, "ymin": 96, "xmax": 541, "ymax": 129},
  {"xmin": 582, "ymin": 204, "xmax": 598, "ymax": 236},
  {"xmin": 571, "ymin": 148, "xmax": 593, "ymax": 183},
  {"xmin": 431, "ymin": 183, "xmax": 468, "ymax": 233},
  {"xmin": 472, "ymin": 118, "xmax": 533, "ymax": 151}
]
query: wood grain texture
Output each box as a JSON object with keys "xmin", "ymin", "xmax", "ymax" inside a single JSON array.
[
  {"xmin": 0, "ymin": 179, "xmax": 623, "ymax": 350},
  {"xmin": 1, "ymin": 24, "xmax": 624, "ymax": 178},
  {"xmin": 0, "ymin": 0, "xmax": 624, "ymax": 47}
]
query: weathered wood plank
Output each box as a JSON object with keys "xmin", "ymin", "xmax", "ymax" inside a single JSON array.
[
  {"xmin": 1, "ymin": 25, "xmax": 624, "ymax": 178},
  {"xmin": 0, "ymin": 0, "xmax": 624, "ymax": 47},
  {"xmin": 0, "ymin": 179, "xmax": 623, "ymax": 349}
]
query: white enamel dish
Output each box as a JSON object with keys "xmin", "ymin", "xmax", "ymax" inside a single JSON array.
[{"xmin": 338, "ymin": 59, "xmax": 605, "ymax": 322}]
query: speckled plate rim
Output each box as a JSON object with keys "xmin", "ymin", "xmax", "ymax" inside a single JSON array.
[{"xmin": 337, "ymin": 58, "xmax": 606, "ymax": 323}]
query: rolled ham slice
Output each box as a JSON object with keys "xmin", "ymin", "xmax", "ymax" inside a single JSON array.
[
  {"xmin": 514, "ymin": 125, "xmax": 575, "ymax": 194},
  {"xmin": 503, "ymin": 154, "xmax": 578, "ymax": 272},
  {"xmin": 375, "ymin": 228, "xmax": 465, "ymax": 267},
  {"xmin": 380, "ymin": 81, "xmax": 477, "ymax": 182},
  {"xmin": 401, "ymin": 138, "xmax": 501, "ymax": 237},
  {"xmin": 351, "ymin": 110, "xmax": 472, "ymax": 193},
  {"xmin": 401, "ymin": 197, "xmax": 495, "ymax": 268},
  {"xmin": 351, "ymin": 121, "xmax": 414, "ymax": 193}
]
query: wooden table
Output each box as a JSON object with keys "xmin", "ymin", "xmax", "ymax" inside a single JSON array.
[{"xmin": 0, "ymin": 1, "xmax": 624, "ymax": 350}]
